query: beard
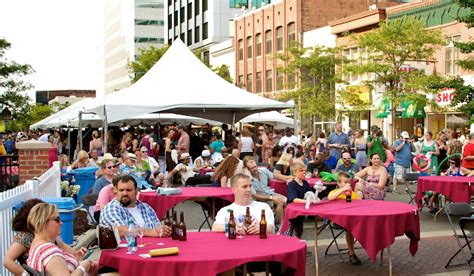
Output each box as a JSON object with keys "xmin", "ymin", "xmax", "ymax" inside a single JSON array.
[{"xmin": 120, "ymin": 196, "xmax": 131, "ymax": 207}]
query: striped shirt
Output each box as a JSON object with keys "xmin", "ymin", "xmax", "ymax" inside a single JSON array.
[{"xmin": 27, "ymin": 243, "xmax": 78, "ymax": 274}]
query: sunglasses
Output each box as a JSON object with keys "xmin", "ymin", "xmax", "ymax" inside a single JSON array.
[
  {"xmin": 141, "ymin": 151, "xmax": 147, "ymax": 153},
  {"xmin": 106, "ymin": 166, "xmax": 114, "ymax": 170},
  {"xmin": 50, "ymin": 216, "xmax": 61, "ymax": 223}
]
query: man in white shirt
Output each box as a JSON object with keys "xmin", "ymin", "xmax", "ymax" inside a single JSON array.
[
  {"xmin": 278, "ymin": 127, "xmax": 300, "ymax": 152},
  {"xmin": 167, "ymin": 153, "xmax": 211, "ymax": 186},
  {"xmin": 212, "ymin": 173, "xmax": 274, "ymax": 235}
]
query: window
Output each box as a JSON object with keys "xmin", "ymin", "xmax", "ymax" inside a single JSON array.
[
  {"xmin": 247, "ymin": 73, "xmax": 253, "ymax": 92},
  {"xmin": 238, "ymin": 39, "xmax": 244, "ymax": 61},
  {"xmin": 445, "ymin": 35, "xmax": 461, "ymax": 75},
  {"xmin": 187, "ymin": 30, "xmax": 192, "ymax": 46},
  {"xmin": 203, "ymin": 0, "xmax": 208, "ymax": 12},
  {"xmin": 276, "ymin": 27, "xmax": 283, "ymax": 51},
  {"xmin": 238, "ymin": 75, "xmax": 244, "ymax": 88},
  {"xmin": 256, "ymin": 72, "xmax": 262, "ymax": 93},
  {"xmin": 277, "ymin": 71, "xmax": 284, "ymax": 91},
  {"xmin": 266, "ymin": 70, "xmax": 272, "ymax": 92},
  {"xmin": 265, "ymin": 30, "xmax": 272, "ymax": 54},
  {"xmin": 135, "ymin": 20, "xmax": 164, "ymax": 26},
  {"xmin": 168, "ymin": 0, "xmax": 172, "ymax": 6},
  {"xmin": 168, "ymin": 15, "xmax": 172, "ymax": 29},
  {"xmin": 180, "ymin": 7, "xmax": 185, "ymax": 23},
  {"xmin": 180, "ymin": 33, "xmax": 185, "ymax": 42},
  {"xmin": 187, "ymin": 3, "xmax": 192, "ymax": 20},
  {"xmin": 203, "ymin": 22, "xmax": 208, "ymax": 39},
  {"xmin": 287, "ymin": 22, "xmax": 295, "ymax": 44},
  {"xmin": 174, "ymin": 11, "xmax": 178, "ymax": 26},
  {"xmin": 341, "ymin": 47, "xmax": 363, "ymax": 82},
  {"xmin": 256, "ymin": 33, "xmax": 262, "ymax": 56},
  {"xmin": 195, "ymin": 26, "xmax": 200, "ymax": 43},
  {"xmin": 203, "ymin": 51, "xmax": 209, "ymax": 65},
  {"xmin": 247, "ymin": 36, "xmax": 252, "ymax": 59},
  {"xmin": 195, "ymin": 0, "xmax": 200, "ymax": 16}
]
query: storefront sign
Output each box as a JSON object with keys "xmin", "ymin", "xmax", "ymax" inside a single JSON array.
[{"xmin": 436, "ymin": 88, "xmax": 455, "ymax": 107}]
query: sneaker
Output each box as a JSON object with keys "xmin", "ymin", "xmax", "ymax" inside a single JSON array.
[
  {"xmin": 429, "ymin": 207, "xmax": 439, "ymax": 214},
  {"xmin": 392, "ymin": 188, "xmax": 401, "ymax": 194},
  {"xmin": 349, "ymin": 253, "xmax": 361, "ymax": 265}
]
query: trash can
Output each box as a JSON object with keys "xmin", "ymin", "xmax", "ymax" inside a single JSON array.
[
  {"xmin": 68, "ymin": 167, "xmax": 99, "ymax": 204},
  {"xmin": 42, "ymin": 197, "xmax": 81, "ymax": 245}
]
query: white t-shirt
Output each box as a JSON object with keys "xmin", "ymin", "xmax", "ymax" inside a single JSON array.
[
  {"xmin": 214, "ymin": 201, "xmax": 274, "ymax": 231},
  {"xmin": 127, "ymin": 206, "xmax": 145, "ymax": 226},
  {"xmin": 147, "ymin": 156, "xmax": 159, "ymax": 171},
  {"xmin": 240, "ymin": 136, "xmax": 254, "ymax": 153},
  {"xmin": 175, "ymin": 163, "xmax": 196, "ymax": 184},
  {"xmin": 278, "ymin": 135, "xmax": 300, "ymax": 147}
]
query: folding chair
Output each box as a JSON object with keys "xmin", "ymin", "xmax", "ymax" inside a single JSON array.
[
  {"xmin": 404, "ymin": 172, "xmax": 419, "ymax": 205},
  {"xmin": 445, "ymin": 202, "xmax": 473, "ymax": 269},
  {"xmin": 21, "ymin": 264, "xmax": 44, "ymax": 276},
  {"xmin": 81, "ymin": 193, "xmax": 99, "ymax": 226},
  {"xmin": 323, "ymin": 222, "xmax": 346, "ymax": 262},
  {"xmin": 459, "ymin": 217, "xmax": 474, "ymax": 274}
]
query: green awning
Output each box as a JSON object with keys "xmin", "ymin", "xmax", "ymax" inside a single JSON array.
[
  {"xmin": 375, "ymin": 97, "xmax": 390, "ymax": 118},
  {"xmin": 401, "ymin": 99, "xmax": 426, "ymax": 118}
]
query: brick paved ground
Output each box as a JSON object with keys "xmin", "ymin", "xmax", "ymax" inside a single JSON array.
[{"xmin": 305, "ymin": 235, "xmax": 469, "ymax": 276}]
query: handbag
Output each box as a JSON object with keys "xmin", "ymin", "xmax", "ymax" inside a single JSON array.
[{"xmin": 97, "ymin": 225, "xmax": 119, "ymax": 250}]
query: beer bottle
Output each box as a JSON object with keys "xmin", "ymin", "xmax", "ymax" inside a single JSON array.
[
  {"xmin": 345, "ymin": 190, "xmax": 352, "ymax": 203},
  {"xmin": 244, "ymin": 207, "xmax": 252, "ymax": 228},
  {"xmin": 228, "ymin": 210, "xmax": 236, "ymax": 239},
  {"xmin": 171, "ymin": 211, "xmax": 179, "ymax": 240},
  {"xmin": 178, "ymin": 212, "xmax": 187, "ymax": 241},
  {"xmin": 163, "ymin": 210, "xmax": 171, "ymax": 228},
  {"xmin": 259, "ymin": 209, "xmax": 267, "ymax": 239}
]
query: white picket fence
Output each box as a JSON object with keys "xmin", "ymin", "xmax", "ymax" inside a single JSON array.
[{"xmin": 0, "ymin": 161, "xmax": 61, "ymax": 276}]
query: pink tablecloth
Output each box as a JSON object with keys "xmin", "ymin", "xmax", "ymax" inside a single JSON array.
[
  {"xmin": 99, "ymin": 232, "xmax": 306, "ymax": 276},
  {"xmin": 280, "ymin": 200, "xmax": 420, "ymax": 262},
  {"xmin": 415, "ymin": 176, "xmax": 474, "ymax": 208},
  {"xmin": 139, "ymin": 187, "xmax": 234, "ymax": 219},
  {"xmin": 269, "ymin": 178, "xmax": 337, "ymax": 196}
]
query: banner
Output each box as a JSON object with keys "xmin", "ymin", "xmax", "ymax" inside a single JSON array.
[
  {"xmin": 401, "ymin": 99, "xmax": 425, "ymax": 118},
  {"xmin": 375, "ymin": 96, "xmax": 390, "ymax": 118}
]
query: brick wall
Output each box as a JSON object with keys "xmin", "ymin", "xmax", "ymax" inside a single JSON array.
[{"xmin": 16, "ymin": 140, "xmax": 52, "ymax": 184}]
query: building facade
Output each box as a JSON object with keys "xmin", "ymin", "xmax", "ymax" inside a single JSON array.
[
  {"xmin": 98, "ymin": 0, "xmax": 166, "ymax": 97},
  {"xmin": 36, "ymin": 90, "xmax": 96, "ymax": 105}
]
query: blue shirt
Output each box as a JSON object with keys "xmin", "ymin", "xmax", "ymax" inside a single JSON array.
[
  {"xmin": 249, "ymin": 168, "xmax": 274, "ymax": 195},
  {"xmin": 92, "ymin": 176, "xmax": 111, "ymax": 194},
  {"xmin": 119, "ymin": 164, "xmax": 151, "ymax": 189},
  {"xmin": 324, "ymin": 156, "xmax": 338, "ymax": 170},
  {"xmin": 327, "ymin": 132, "xmax": 351, "ymax": 160},
  {"xmin": 335, "ymin": 162, "xmax": 359, "ymax": 174},
  {"xmin": 393, "ymin": 139, "xmax": 412, "ymax": 168},
  {"xmin": 100, "ymin": 198, "xmax": 159, "ymax": 229}
]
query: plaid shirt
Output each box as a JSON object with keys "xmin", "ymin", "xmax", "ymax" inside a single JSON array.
[{"xmin": 100, "ymin": 198, "xmax": 159, "ymax": 229}]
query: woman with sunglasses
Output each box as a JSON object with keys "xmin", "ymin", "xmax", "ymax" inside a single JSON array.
[
  {"xmin": 26, "ymin": 203, "xmax": 99, "ymax": 275},
  {"xmin": 441, "ymin": 156, "xmax": 462, "ymax": 176}
]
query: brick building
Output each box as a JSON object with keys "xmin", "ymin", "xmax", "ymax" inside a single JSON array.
[{"xmin": 233, "ymin": 0, "xmax": 404, "ymax": 98}]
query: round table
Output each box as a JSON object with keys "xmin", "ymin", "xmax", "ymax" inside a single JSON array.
[
  {"xmin": 99, "ymin": 232, "xmax": 307, "ymax": 276},
  {"xmin": 139, "ymin": 187, "xmax": 234, "ymax": 219},
  {"xmin": 269, "ymin": 178, "xmax": 337, "ymax": 197},
  {"xmin": 415, "ymin": 176, "xmax": 474, "ymax": 208},
  {"xmin": 280, "ymin": 200, "xmax": 420, "ymax": 275}
]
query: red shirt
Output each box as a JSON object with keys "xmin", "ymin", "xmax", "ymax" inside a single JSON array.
[{"xmin": 462, "ymin": 142, "xmax": 474, "ymax": 169}]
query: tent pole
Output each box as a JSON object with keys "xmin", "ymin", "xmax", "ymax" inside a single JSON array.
[
  {"xmin": 78, "ymin": 111, "xmax": 83, "ymax": 151},
  {"xmin": 103, "ymin": 105, "xmax": 108, "ymax": 154},
  {"xmin": 232, "ymin": 112, "xmax": 236, "ymax": 130},
  {"xmin": 67, "ymin": 123, "xmax": 71, "ymax": 160},
  {"xmin": 293, "ymin": 101, "xmax": 298, "ymax": 131}
]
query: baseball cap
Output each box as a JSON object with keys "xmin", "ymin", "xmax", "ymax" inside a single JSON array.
[
  {"xmin": 400, "ymin": 131, "xmax": 410, "ymax": 139},
  {"xmin": 201, "ymin": 150, "xmax": 211, "ymax": 158},
  {"xmin": 127, "ymin": 153, "xmax": 137, "ymax": 161},
  {"xmin": 180, "ymin": 152, "xmax": 191, "ymax": 160}
]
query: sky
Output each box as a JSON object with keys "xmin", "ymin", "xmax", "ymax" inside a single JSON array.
[{"xmin": 0, "ymin": 0, "xmax": 101, "ymax": 100}]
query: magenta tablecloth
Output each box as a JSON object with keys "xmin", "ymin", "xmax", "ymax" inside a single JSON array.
[
  {"xmin": 269, "ymin": 178, "xmax": 337, "ymax": 197},
  {"xmin": 99, "ymin": 232, "xmax": 306, "ymax": 276},
  {"xmin": 139, "ymin": 187, "xmax": 234, "ymax": 219},
  {"xmin": 415, "ymin": 176, "xmax": 474, "ymax": 208},
  {"xmin": 280, "ymin": 200, "xmax": 420, "ymax": 262}
]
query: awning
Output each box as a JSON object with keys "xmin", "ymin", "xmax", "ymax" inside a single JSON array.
[
  {"xmin": 375, "ymin": 96, "xmax": 390, "ymax": 118},
  {"xmin": 401, "ymin": 99, "xmax": 426, "ymax": 118}
]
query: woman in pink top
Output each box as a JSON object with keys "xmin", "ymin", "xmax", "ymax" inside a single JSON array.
[
  {"xmin": 26, "ymin": 203, "xmax": 99, "ymax": 275},
  {"xmin": 94, "ymin": 183, "xmax": 117, "ymax": 222}
]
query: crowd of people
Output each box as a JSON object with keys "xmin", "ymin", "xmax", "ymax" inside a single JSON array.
[{"xmin": 2, "ymin": 121, "xmax": 474, "ymax": 273}]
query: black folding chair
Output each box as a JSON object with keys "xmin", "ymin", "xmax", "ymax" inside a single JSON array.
[
  {"xmin": 459, "ymin": 217, "xmax": 474, "ymax": 274},
  {"xmin": 82, "ymin": 193, "xmax": 99, "ymax": 226},
  {"xmin": 445, "ymin": 202, "xmax": 473, "ymax": 269},
  {"xmin": 404, "ymin": 172, "xmax": 419, "ymax": 205}
]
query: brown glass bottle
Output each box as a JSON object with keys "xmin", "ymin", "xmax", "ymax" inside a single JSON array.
[
  {"xmin": 163, "ymin": 210, "xmax": 171, "ymax": 228},
  {"xmin": 244, "ymin": 207, "xmax": 252, "ymax": 228},
  {"xmin": 228, "ymin": 210, "xmax": 236, "ymax": 239},
  {"xmin": 171, "ymin": 211, "xmax": 178, "ymax": 240},
  {"xmin": 259, "ymin": 209, "xmax": 267, "ymax": 239},
  {"xmin": 178, "ymin": 212, "xmax": 187, "ymax": 241}
]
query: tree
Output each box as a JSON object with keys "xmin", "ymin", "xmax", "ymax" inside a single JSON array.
[
  {"xmin": 128, "ymin": 45, "xmax": 169, "ymax": 83},
  {"xmin": 342, "ymin": 17, "xmax": 445, "ymax": 140},
  {"xmin": 0, "ymin": 38, "xmax": 34, "ymax": 129},
  {"xmin": 278, "ymin": 42, "xmax": 345, "ymax": 128}
]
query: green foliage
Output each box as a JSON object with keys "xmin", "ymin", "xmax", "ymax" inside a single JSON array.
[
  {"xmin": 277, "ymin": 42, "xmax": 344, "ymax": 119},
  {"xmin": 128, "ymin": 45, "xmax": 169, "ymax": 83},
  {"xmin": 341, "ymin": 17, "xmax": 445, "ymax": 139},
  {"xmin": 0, "ymin": 38, "xmax": 34, "ymax": 130},
  {"xmin": 213, "ymin": 64, "xmax": 233, "ymax": 83},
  {"xmin": 454, "ymin": 0, "xmax": 474, "ymax": 70}
]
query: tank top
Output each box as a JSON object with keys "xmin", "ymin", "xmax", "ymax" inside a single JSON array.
[
  {"xmin": 240, "ymin": 136, "xmax": 254, "ymax": 153},
  {"xmin": 27, "ymin": 243, "xmax": 78, "ymax": 273}
]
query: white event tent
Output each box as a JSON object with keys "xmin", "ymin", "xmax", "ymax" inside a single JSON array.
[
  {"xmin": 86, "ymin": 39, "xmax": 294, "ymax": 124},
  {"xmin": 240, "ymin": 111, "xmax": 294, "ymax": 129}
]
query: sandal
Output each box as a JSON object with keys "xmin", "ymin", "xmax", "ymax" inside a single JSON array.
[{"xmin": 349, "ymin": 253, "xmax": 361, "ymax": 265}]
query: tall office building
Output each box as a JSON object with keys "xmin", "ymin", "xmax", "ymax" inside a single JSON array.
[{"xmin": 98, "ymin": 0, "xmax": 166, "ymax": 97}]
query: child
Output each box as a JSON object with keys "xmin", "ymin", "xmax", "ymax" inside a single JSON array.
[
  {"xmin": 327, "ymin": 171, "xmax": 362, "ymax": 265},
  {"xmin": 285, "ymin": 161, "xmax": 313, "ymax": 238}
]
